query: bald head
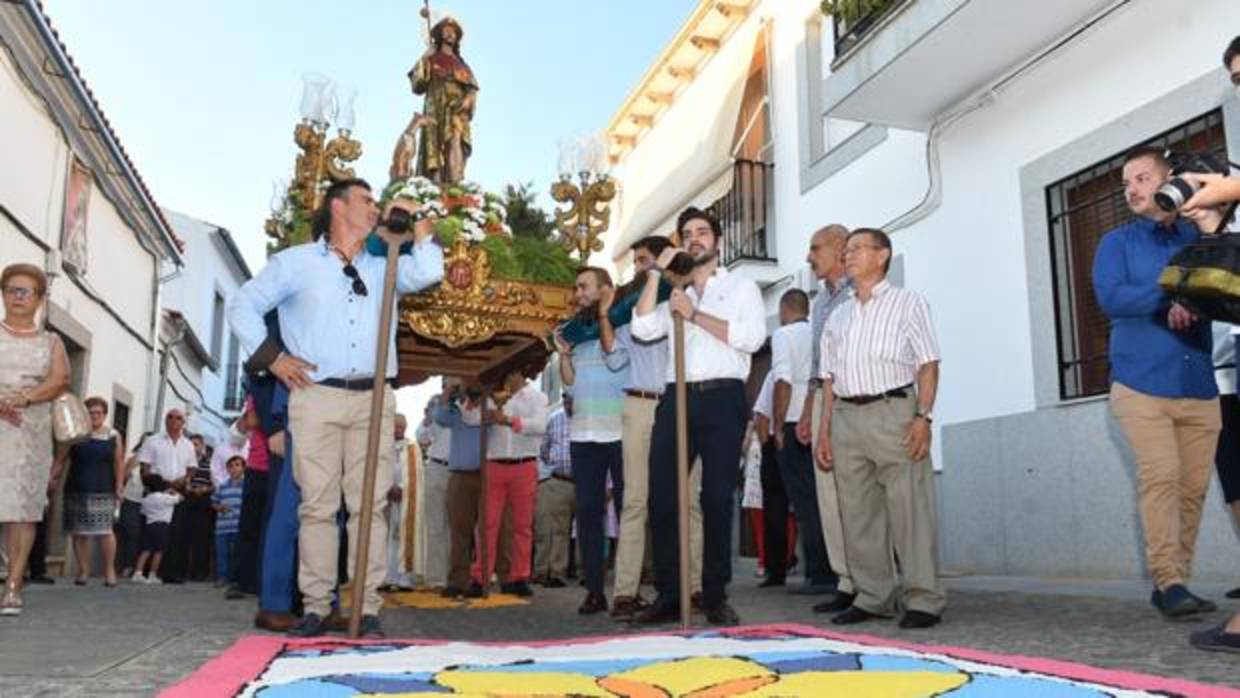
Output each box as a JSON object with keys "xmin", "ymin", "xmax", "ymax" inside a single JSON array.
[{"xmin": 807, "ymin": 224, "xmax": 849, "ymax": 282}]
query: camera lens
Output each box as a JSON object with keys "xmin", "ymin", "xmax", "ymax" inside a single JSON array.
[
  {"xmin": 1154, "ymin": 178, "xmax": 1194, "ymax": 213},
  {"xmin": 386, "ymin": 208, "xmax": 412, "ymax": 233}
]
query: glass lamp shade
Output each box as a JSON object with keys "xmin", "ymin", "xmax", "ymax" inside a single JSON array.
[
  {"xmin": 335, "ymin": 85, "xmax": 358, "ymax": 132},
  {"xmin": 321, "ymin": 83, "xmax": 339, "ymax": 126},
  {"xmin": 557, "ymin": 138, "xmax": 576, "ymax": 179},
  {"xmin": 299, "ymin": 72, "xmax": 330, "ymax": 122}
]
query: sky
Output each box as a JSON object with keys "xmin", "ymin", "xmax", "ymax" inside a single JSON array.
[{"xmin": 40, "ymin": 0, "xmax": 697, "ymax": 416}]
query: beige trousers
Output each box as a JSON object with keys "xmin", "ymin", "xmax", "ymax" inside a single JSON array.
[
  {"xmin": 832, "ymin": 394, "xmax": 945, "ymax": 616},
  {"xmin": 532, "ymin": 477, "xmax": 575, "ymax": 579},
  {"xmin": 289, "ymin": 384, "xmax": 395, "ymax": 616},
  {"xmin": 1109, "ymin": 382, "xmax": 1221, "ymax": 589},
  {"xmin": 614, "ymin": 395, "xmax": 702, "ymax": 598},
  {"xmin": 810, "ymin": 394, "xmax": 854, "ymax": 595}
]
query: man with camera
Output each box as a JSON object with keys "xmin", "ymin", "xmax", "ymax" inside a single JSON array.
[
  {"xmin": 631, "ymin": 206, "xmax": 766, "ymax": 626},
  {"xmin": 1092, "ymin": 147, "xmax": 1221, "ymax": 621},
  {"xmin": 229, "ymin": 178, "xmax": 444, "ymax": 638}
]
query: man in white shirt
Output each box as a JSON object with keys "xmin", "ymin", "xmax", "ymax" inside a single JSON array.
[
  {"xmin": 632, "ymin": 206, "xmax": 766, "ymax": 625},
  {"xmin": 467, "ymin": 370, "xmax": 548, "ymax": 597},
  {"xmin": 138, "ymin": 409, "xmax": 197, "ymax": 584},
  {"xmin": 771, "ymin": 289, "xmax": 836, "ymax": 597},
  {"xmin": 815, "ymin": 228, "xmax": 945, "ymax": 629},
  {"xmin": 417, "ymin": 397, "xmax": 452, "ymax": 590}
]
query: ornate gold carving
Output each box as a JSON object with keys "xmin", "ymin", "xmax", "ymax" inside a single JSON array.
[
  {"xmin": 551, "ymin": 175, "xmax": 616, "ymax": 262},
  {"xmin": 402, "ymin": 238, "xmax": 572, "ymax": 348}
]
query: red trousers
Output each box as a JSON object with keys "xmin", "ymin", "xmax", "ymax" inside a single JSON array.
[
  {"xmin": 746, "ymin": 508, "xmax": 796, "ymax": 568},
  {"xmin": 471, "ymin": 460, "xmax": 537, "ymax": 584}
]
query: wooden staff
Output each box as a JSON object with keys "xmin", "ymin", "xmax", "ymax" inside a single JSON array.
[
  {"xmin": 673, "ymin": 314, "xmax": 691, "ymax": 630},
  {"xmin": 348, "ymin": 232, "xmax": 403, "ymax": 639},
  {"xmin": 478, "ymin": 385, "xmax": 490, "ymax": 598}
]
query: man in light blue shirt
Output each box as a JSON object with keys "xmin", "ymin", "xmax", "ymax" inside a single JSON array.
[{"xmin": 228, "ymin": 178, "xmax": 443, "ymax": 638}]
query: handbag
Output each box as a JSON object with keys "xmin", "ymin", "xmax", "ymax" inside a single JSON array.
[{"xmin": 51, "ymin": 391, "xmax": 90, "ymax": 445}]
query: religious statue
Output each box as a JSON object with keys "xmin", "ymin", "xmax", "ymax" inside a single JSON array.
[{"xmin": 408, "ymin": 15, "xmax": 478, "ymax": 185}]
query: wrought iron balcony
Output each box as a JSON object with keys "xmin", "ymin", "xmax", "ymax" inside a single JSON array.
[{"xmin": 710, "ymin": 159, "xmax": 775, "ymax": 269}]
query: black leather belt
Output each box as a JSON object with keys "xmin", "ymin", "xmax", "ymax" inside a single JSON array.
[
  {"xmin": 669, "ymin": 378, "xmax": 743, "ymax": 393},
  {"xmin": 625, "ymin": 389, "xmax": 661, "ymax": 400},
  {"xmin": 838, "ymin": 384, "xmax": 913, "ymax": 406},
  {"xmin": 492, "ymin": 457, "xmax": 535, "ymax": 465},
  {"xmin": 319, "ymin": 377, "xmax": 394, "ymax": 391}
]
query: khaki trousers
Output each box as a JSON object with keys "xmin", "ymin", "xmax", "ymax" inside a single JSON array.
[
  {"xmin": 1109, "ymin": 382, "xmax": 1221, "ymax": 589},
  {"xmin": 614, "ymin": 395, "xmax": 702, "ymax": 598},
  {"xmin": 420, "ymin": 462, "xmax": 452, "ymax": 587},
  {"xmin": 533, "ymin": 477, "xmax": 575, "ymax": 579},
  {"xmin": 811, "ymin": 395, "xmax": 854, "ymax": 594},
  {"xmin": 288, "ymin": 384, "xmax": 394, "ymax": 616},
  {"xmin": 832, "ymin": 394, "xmax": 945, "ymax": 616}
]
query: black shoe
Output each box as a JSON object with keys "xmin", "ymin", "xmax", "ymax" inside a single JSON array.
[
  {"xmin": 899, "ymin": 610, "xmax": 942, "ymax": 629},
  {"xmin": 543, "ymin": 577, "xmax": 567, "ymax": 589},
  {"xmin": 287, "ymin": 613, "xmax": 325, "ymax": 638},
  {"xmin": 502, "ymin": 581, "xmax": 534, "ymax": 597},
  {"xmin": 813, "ymin": 592, "xmax": 855, "ymax": 614},
  {"xmin": 632, "ymin": 600, "xmax": 681, "ymax": 625},
  {"xmin": 1187, "ymin": 589, "xmax": 1218, "ymax": 613},
  {"xmin": 1154, "ymin": 585, "xmax": 1210, "ymax": 620},
  {"xmin": 703, "ymin": 602, "xmax": 740, "ymax": 626},
  {"xmin": 1190, "ymin": 624, "xmax": 1240, "ymax": 654},
  {"xmin": 831, "ymin": 606, "xmax": 885, "ymax": 625},
  {"xmin": 1225, "ymin": 586, "xmax": 1240, "ymax": 599},
  {"xmin": 464, "ymin": 582, "xmax": 484, "ymax": 599},
  {"xmin": 441, "ymin": 586, "xmax": 464, "ymax": 599},
  {"xmin": 27, "ymin": 574, "xmax": 55, "ymax": 585},
  {"xmin": 358, "ymin": 614, "xmax": 385, "ymax": 639},
  {"xmin": 578, "ymin": 592, "xmax": 608, "ymax": 615},
  {"xmin": 758, "ymin": 576, "xmax": 786, "ymax": 588}
]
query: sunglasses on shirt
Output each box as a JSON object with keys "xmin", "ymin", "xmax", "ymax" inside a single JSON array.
[{"xmin": 342, "ymin": 263, "xmax": 368, "ymax": 297}]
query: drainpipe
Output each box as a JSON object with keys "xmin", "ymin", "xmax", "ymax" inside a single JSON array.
[{"xmin": 153, "ymin": 316, "xmax": 188, "ymax": 431}]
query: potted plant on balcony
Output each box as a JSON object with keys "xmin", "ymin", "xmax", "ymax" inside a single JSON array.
[{"xmin": 821, "ymin": 0, "xmax": 899, "ymax": 53}]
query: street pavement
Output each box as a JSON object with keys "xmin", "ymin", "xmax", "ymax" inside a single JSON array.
[{"xmin": 1, "ymin": 563, "xmax": 1239, "ymax": 696}]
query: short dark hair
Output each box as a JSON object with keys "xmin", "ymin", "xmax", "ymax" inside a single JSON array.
[
  {"xmin": 848, "ymin": 228, "xmax": 893, "ymax": 274},
  {"xmin": 312, "ymin": 178, "xmax": 371, "ymax": 241},
  {"xmin": 780, "ymin": 288, "xmax": 809, "ymax": 317},
  {"xmin": 1225, "ymin": 36, "xmax": 1240, "ymax": 69},
  {"xmin": 1123, "ymin": 146, "xmax": 1170, "ymax": 171},
  {"xmin": 226, "ymin": 455, "xmax": 246, "ymax": 469},
  {"xmin": 630, "ymin": 235, "xmax": 674, "ymax": 257},
  {"xmin": 576, "ymin": 266, "xmax": 613, "ymax": 289},
  {"xmin": 84, "ymin": 396, "xmax": 108, "ymax": 413},
  {"xmin": 677, "ymin": 206, "xmax": 722, "ymax": 241}
]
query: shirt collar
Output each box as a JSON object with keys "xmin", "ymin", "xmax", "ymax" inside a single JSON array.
[{"xmin": 848, "ymin": 279, "xmax": 892, "ymax": 299}]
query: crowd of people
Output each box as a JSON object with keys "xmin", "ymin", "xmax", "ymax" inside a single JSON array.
[{"xmin": 3, "ymin": 36, "xmax": 1240, "ymax": 657}]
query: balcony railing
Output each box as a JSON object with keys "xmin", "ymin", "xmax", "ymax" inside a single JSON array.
[
  {"xmin": 831, "ymin": 0, "xmax": 903, "ymax": 58},
  {"xmin": 710, "ymin": 159, "xmax": 775, "ymax": 268}
]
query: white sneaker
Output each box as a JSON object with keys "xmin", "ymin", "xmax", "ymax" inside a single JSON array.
[
  {"xmin": 146, "ymin": 576, "xmax": 163, "ymax": 585},
  {"xmin": 131, "ymin": 571, "xmax": 146, "ymax": 583}
]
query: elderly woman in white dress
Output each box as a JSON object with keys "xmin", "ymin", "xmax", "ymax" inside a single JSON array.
[{"xmin": 0, "ymin": 264, "xmax": 70, "ymax": 616}]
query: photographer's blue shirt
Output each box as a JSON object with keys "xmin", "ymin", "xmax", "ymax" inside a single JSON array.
[
  {"xmin": 1092, "ymin": 216, "xmax": 1215, "ymax": 399},
  {"xmin": 431, "ymin": 403, "xmax": 481, "ymax": 472}
]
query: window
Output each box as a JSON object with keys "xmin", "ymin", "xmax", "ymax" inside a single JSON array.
[
  {"xmin": 1047, "ymin": 110, "xmax": 1227, "ymax": 400},
  {"xmin": 224, "ymin": 333, "xmax": 243, "ymax": 412},
  {"xmin": 211, "ymin": 291, "xmax": 225, "ymax": 362}
]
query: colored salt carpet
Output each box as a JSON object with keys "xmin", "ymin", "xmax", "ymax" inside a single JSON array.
[{"xmin": 163, "ymin": 623, "xmax": 1240, "ymax": 697}]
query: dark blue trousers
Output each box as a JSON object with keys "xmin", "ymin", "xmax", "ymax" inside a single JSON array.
[{"xmin": 571, "ymin": 441, "xmax": 624, "ymax": 596}]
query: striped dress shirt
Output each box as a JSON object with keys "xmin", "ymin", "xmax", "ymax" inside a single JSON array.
[{"xmin": 819, "ymin": 280, "xmax": 940, "ymax": 398}]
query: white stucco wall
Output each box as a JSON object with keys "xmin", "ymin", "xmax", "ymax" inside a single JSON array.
[{"xmin": 0, "ymin": 41, "xmax": 160, "ymax": 448}]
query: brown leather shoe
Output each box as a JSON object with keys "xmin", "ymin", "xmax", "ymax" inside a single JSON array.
[
  {"xmin": 254, "ymin": 610, "xmax": 298, "ymax": 633},
  {"xmin": 323, "ymin": 608, "xmax": 349, "ymax": 632},
  {"xmin": 609, "ymin": 595, "xmax": 648, "ymax": 620}
]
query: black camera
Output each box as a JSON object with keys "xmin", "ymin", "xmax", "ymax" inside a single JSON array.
[
  {"xmin": 1154, "ymin": 151, "xmax": 1231, "ymax": 212},
  {"xmin": 382, "ymin": 206, "xmax": 425, "ymax": 234}
]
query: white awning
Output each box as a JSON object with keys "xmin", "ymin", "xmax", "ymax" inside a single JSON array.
[{"xmin": 609, "ymin": 16, "xmax": 764, "ymax": 261}]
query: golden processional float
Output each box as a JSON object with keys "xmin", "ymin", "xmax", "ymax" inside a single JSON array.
[
  {"xmin": 263, "ymin": 15, "xmax": 615, "ymax": 392},
  {"xmin": 260, "ymin": 9, "xmax": 617, "ymax": 631}
]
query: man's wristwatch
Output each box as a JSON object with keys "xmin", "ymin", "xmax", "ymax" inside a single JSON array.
[{"xmin": 914, "ymin": 407, "xmax": 933, "ymax": 423}]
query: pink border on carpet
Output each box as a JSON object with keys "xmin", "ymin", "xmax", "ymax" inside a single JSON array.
[{"xmin": 162, "ymin": 623, "xmax": 1240, "ymax": 698}]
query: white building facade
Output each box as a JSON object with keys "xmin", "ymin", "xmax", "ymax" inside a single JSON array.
[
  {"xmin": 0, "ymin": 2, "xmax": 182, "ymax": 446},
  {"xmin": 601, "ymin": 0, "xmax": 1240, "ymax": 581},
  {"xmin": 161, "ymin": 211, "xmax": 251, "ymax": 446}
]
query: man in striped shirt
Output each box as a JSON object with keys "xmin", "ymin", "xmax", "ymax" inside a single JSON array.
[
  {"xmin": 554, "ymin": 267, "xmax": 629, "ymax": 615},
  {"xmin": 814, "ymin": 227, "xmax": 945, "ymax": 629}
]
